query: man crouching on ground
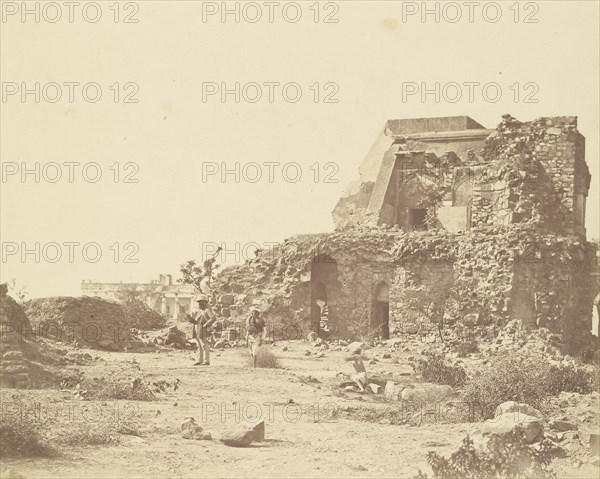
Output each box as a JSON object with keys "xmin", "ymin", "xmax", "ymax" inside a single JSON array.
[
  {"xmin": 246, "ymin": 307, "xmax": 265, "ymax": 367},
  {"xmin": 187, "ymin": 294, "xmax": 216, "ymax": 366}
]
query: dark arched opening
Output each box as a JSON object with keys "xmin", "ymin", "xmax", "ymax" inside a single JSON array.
[{"xmin": 372, "ymin": 281, "xmax": 390, "ymax": 339}]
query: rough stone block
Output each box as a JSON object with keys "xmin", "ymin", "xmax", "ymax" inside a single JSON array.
[
  {"xmin": 181, "ymin": 417, "xmax": 211, "ymax": 440},
  {"xmin": 242, "ymin": 420, "xmax": 265, "ymax": 441},
  {"xmin": 482, "ymin": 412, "xmax": 543, "ymax": 444},
  {"xmin": 220, "ymin": 429, "xmax": 254, "ymax": 447}
]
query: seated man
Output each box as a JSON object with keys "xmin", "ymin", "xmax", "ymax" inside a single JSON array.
[{"xmin": 344, "ymin": 354, "xmax": 367, "ymax": 392}]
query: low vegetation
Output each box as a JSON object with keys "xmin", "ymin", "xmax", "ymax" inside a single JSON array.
[
  {"xmin": 0, "ymin": 397, "xmax": 141, "ymax": 459},
  {"xmin": 411, "ymin": 352, "xmax": 467, "ymax": 388},
  {"xmin": 76, "ymin": 374, "xmax": 156, "ymax": 401},
  {"xmin": 462, "ymin": 355, "xmax": 598, "ymax": 419},
  {"xmin": 414, "ymin": 428, "xmax": 556, "ymax": 479},
  {"xmin": 249, "ymin": 347, "xmax": 280, "ymax": 368},
  {"xmin": 0, "ymin": 410, "xmax": 49, "ymax": 458}
]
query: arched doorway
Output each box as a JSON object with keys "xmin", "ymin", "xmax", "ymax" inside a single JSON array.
[
  {"xmin": 372, "ymin": 281, "xmax": 390, "ymax": 339},
  {"xmin": 311, "ymin": 255, "xmax": 337, "ymax": 338}
]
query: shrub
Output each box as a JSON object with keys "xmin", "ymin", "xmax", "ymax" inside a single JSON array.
[
  {"xmin": 249, "ymin": 347, "xmax": 280, "ymax": 368},
  {"xmin": 463, "ymin": 355, "xmax": 598, "ymax": 419},
  {"xmin": 463, "ymin": 355, "xmax": 546, "ymax": 419},
  {"xmin": 411, "ymin": 352, "xmax": 467, "ymax": 388},
  {"xmin": 0, "ymin": 410, "xmax": 49, "ymax": 458},
  {"xmin": 545, "ymin": 364, "xmax": 597, "ymax": 396},
  {"xmin": 414, "ymin": 429, "xmax": 556, "ymax": 479},
  {"xmin": 0, "ymin": 397, "xmax": 141, "ymax": 459},
  {"xmin": 122, "ymin": 299, "xmax": 166, "ymax": 331}
]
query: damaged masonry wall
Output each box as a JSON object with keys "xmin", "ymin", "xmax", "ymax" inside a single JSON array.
[
  {"xmin": 210, "ymin": 116, "xmax": 598, "ymax": 355},
  {"xmin": 212, "ymin": 225, "xmax": 597, "ymax": 354}
]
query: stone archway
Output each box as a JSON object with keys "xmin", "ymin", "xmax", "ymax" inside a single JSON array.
[
  {"xmin": 310, "ymin": 255, "xmax": 338, "ymax": 338},
  {"xmin": 372, "ymin": 281, "xmax": 390, "ymax": 339}
]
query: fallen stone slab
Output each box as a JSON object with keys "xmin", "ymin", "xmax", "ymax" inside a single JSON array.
[
  {"xmin": 241, "ymin": 420, "xmax": 265, "ymax": 442},
  {"xmin": 220, "ymin": 428, "xmax": 255, "ymax": 447}
]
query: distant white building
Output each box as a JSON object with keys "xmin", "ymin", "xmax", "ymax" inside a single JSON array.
[{"xmin": 81, "ymin": 274, "xmax": 197, "ymax": 320}]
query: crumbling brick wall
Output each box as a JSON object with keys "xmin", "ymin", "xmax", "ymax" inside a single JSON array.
[{"xmin": 475, "ymin": 115, "xmax": 590, "ymax": 235}]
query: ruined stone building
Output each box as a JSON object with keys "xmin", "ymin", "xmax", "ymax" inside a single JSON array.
[
  {"xmin": 214, "ymin": 115, "xmax": 597, "ymax": 354},
  {"xmin": 332, "ymin": 115, "xmax": 589, "ymax": 237},
  {"xmin": 81, "ymin": 274, "xmax": 196, "ymax": 320}
]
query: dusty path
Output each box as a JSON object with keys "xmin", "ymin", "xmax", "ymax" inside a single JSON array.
[{"xmin": 2, "ymin": 343, "xmax": 592, "ymax": 479}]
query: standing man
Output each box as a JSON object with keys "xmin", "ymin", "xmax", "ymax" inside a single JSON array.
[
  {"xmin": 187, "ymin": 294, "xmax": 216, "ymax": 366},
  {"xmin": 246, "ymin": 307, "xmax": 265, "ymax": 367}
]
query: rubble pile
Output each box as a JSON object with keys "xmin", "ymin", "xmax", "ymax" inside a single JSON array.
[
  {"xmin": 24, "ymin": 296, "xmax": 132, "ymax": 351},
  {"xmin": 0, "ymin": 285, "xmax": 66, "ymax": 388}
]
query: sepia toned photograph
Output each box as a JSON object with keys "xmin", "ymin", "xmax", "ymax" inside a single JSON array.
[{"xmin": 1, "ymin": 1, "xmax": 599, "ymax": 478}]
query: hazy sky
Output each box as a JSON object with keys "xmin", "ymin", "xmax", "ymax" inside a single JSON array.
[{"xmin": 1, "ymin": 1, "xmax": 599, "ymax": 298}]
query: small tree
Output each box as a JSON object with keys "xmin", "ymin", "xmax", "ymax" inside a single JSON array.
[
  {"xmin": 115, "ymin": 287, "xmax": 166, "ymax": 330},
  {"xmin": 178, "ymin": 246, "xmax": 222, "ymax": 293},
  {"xmin": 7, "ymin": 279, "xmax": 28, "ymax": 304}
]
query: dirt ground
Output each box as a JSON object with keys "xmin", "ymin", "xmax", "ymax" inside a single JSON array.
[{"xmin": 2, "ymin": 341, "xmax": 598, "ymax": 479}]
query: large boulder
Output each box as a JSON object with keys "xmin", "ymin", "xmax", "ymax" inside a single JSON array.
[
  {"xmin": 494, "ymin": 401, "xmax": 544, "ymax": 421},
  {"xmin": 181, "ymin": 417, "xmax": 212, "ymax": 440},
  {"xmin": 482, "ymin": 412, "xmax": 543, "ymax": 444},
  {"xmin": 220, "ymin": 428, "xmax": 255, "ymax": 447},
  {"xmin": 165, "ymin": 326, "xmax": 187, "ymax": 348}
]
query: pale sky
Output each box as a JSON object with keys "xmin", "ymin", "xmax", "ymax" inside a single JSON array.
[{"xmin": 1, "ymin": 1, "xmax": 599, "ymax": 298}]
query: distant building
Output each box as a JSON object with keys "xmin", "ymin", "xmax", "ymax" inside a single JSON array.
[{"xmin": 81, "ymin": 274, "xmax": 196, "ymax": 320}]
